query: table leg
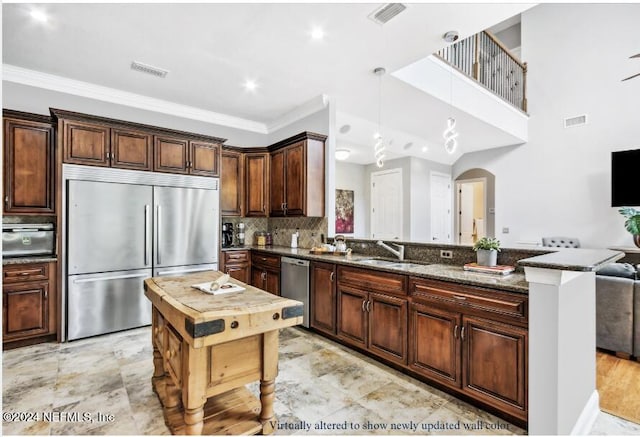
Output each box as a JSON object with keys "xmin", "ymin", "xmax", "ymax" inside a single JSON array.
[
  {"xmin": 183, "ymin": 345, "xmax": 207, "ymax": 435},
  {"xmin": 260, "ymin": 330, "xmax": 279, "ymax": 435},
  {"xmin": 184, "ymin": 406, "xmax": 204, "ymax": 435}
]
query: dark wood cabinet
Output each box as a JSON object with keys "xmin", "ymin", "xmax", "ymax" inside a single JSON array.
[
  {"xmin": 190, "ymin": 141, "xmax": 220, "ymax": 177},
  {"xmin": 154, "ymin": 135, "xmax": 190, "ymax": 174},
  {"xmin": 336, "ymin": 266, "xmax": 408, "ymax": 365},
  {"xmin": 245, "ymin": 153, "xmax": 269, "ymax": 217},
  {"xmin": 269, "ymin": 133, "xmax": 326, "ymax": 217},
  {"xmin": 220, "ymin": 149, "xmax": 244, "ymax": 216},
  {"xmin": 221, "ymin": 250, "xmax": 250, "ymax": 284},
  {"xmin": 3, "ymin": 112, "xmax": 55, "ymax": 215},
  {"xmin": 3, "ymin": 262, "xmax": 57, "ymax": 346},
  {"xmin": 111, "ymin": 127, "xmax": 153, "ymax": 171},
  {"xmin": 310, "ymin": 262, "xmax": 336, "ymax": 335},
  {"xmin": 62, "ymin": 119, "xmax": 110, "ymax": 166},
  {"xmin": 250, "ymin": 252, "xmax": 280, "ymax": 295}
]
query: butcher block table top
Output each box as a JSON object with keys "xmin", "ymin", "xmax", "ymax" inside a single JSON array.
[{"xmin": 144, "ymin": 271, "xmax": 303, "ymax": 435}]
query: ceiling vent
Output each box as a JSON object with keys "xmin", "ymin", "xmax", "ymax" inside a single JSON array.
[
  {"xmin": 564, "ymin": 114, "xmax": 587, "ymax": 128},
  {"xmin": 368, "ymin": 3, "xmax": 407, "ymax": 25},
  {"xmin": 131, "ymin": 61, "xmax": 169, "ymax": 78}
]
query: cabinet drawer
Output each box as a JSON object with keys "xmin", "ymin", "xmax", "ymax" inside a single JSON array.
[
  {"xmin": 337, "ymin": 266, "xmax": 406, "ymax": 296},
  {"xmin": 3, "ymin": 263, "xmax": 49, "ymax": 283},
  {"xmin": 164, "ymin": 325, "xmax": 183, "ymax": 387},
  {"xmin": 251, "ymin": 252, "xmax": 280, "ymax": 269},
  {"xmin": 410, "ymin": 278, "xmax": 527, "ymax": 324},
  {"xmin": 224, "ymin": 250, "xmax": 249, "ymax": 264}
]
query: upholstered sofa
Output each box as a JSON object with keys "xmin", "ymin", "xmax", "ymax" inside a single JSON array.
[{"xmin": 595, "ymin": 263, "xmax": 640, "ymax": 357}]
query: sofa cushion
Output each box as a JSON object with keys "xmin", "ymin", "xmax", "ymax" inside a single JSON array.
[
  {"xmin": 596, "ymin": 276, "xmax": 634, "ymax": 354},
  {"xmin": 596, "ymin": 262, "xmax": 637, "ymax": 280}
]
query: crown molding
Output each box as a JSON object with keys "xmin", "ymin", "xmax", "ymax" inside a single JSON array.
[
  {"xmin": 2, "ymin": 64, "xmax": 268, "ymax": 134},
  {"xmin": 266, "ymin": 94, "xmax": 330, "ymax": 133}
]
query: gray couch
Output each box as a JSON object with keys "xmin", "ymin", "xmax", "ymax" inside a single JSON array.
[{"xmin": 596, "ymin": 263, "xmax": 640, "ymax": 357}]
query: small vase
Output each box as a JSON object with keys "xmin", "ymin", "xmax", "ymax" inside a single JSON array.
[
  {"xmin": 477, "ymin": 249, "xmax": 498, "ymax": 267},
  {"xmin": 634, "ymin": 234, "xmax": 640, "ymax": 249}
]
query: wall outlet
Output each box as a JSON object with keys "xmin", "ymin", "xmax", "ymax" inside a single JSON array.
[
  {"xmin": 440, "ymin": 250, "xmax": 453, "ymax": 259},
  {"xmin": 502, "ymin": 227, "xmax": 510, "ymax": 234}
]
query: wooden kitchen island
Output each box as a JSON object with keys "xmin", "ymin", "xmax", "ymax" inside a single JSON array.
[{"xmin": 144, "ymin": 271, "xmax": 303, "ymax": 435}]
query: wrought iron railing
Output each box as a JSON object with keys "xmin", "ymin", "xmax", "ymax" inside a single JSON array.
[{"xmin": 437, "ymin": 30, "xmax": 527, "ymax": 112}]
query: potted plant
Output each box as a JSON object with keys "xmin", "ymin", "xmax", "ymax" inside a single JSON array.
[
  {"xmin": 619, "ymin": 207, "xmax": 640, "ymax": 248},
  {"xmin": 473, "ymin": 237, "xmax": 501, "ymax": 267}
]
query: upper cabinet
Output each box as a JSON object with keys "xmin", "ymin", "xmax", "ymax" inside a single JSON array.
[
  {"xmin": 269, "ymin": 132, "xmax": 326, "ymax": 217},
  {"xmin": 220, "ymin": 148, "xmax": 244, "ymax": 217},
  {"xmin": 52, "ymin": 109, "xmax": 224, "ymax": 177},
  {"xmin": 245, "ymin": 153, "xmax": 269, "ymax": 217},
  {"xmin": 3, "ymin": 110, "xmax": 55, "ymax": 215}
]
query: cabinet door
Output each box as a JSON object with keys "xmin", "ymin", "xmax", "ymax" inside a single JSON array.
[
  {"xmin": 190, "ymin": 141, "xmax": 220, "ymax": 177},
  {"xmin": 368, "ymin": 292, "xmax": 408, "ymax": 365},
  {"xmin": 269, "ymin": 149, "xmax": 286, "ymax": 216},
  {"xmin": 462, "ymin": 316, "xmax": 527, "ymax": 415},
  {"xmin": 245, "ymin": 153, "xmax": 269, "ymax": 217},
  {"xmin": 3, "ymin": 282, "xmax": 49, "ymax": 339},
  {"xmin": 310, "ymin": 262, "xmax": 336, "ymax": 335},
  {"xmin": 266, "ymin": 270, "xmax": 280, "ymax": 296},
  {"xmin": 62, "ymin": 119, "xmax": 110, "ymax": 166},
  {"xmin": 337, "ymin": 285, "xmax": 367, "ymax": 349},
  {"xmin": 111, "ymin": 128, "xmax": 153, "ymax": 171},
  {"xmin": 284, "ymin": 142, "xmax": 305, "ymax": 216},
  {"xmin": 154, "ymin": 136, "xmax": 189, "ymax": 174},
  {"xmin": 251, "ymin": 267, "xmax": 265, "ymax": 290},
  {"xmin": 225, "ymin": 264, "xmax": 250, "ymax": 284},
  {"xmin": 221, "ymin": 150, "xmax": 243, "ymax": 216},
  {"xmin": 3, "ymin": 117, "xmax": 55, "ymax": 214},
  {"xmin": 409, "ymin": 303, "xmax": 461, "ymax": 388}
]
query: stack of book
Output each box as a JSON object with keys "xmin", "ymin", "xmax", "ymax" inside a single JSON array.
[{"xmin": 463, "ymin": 263, "xmax": 515, "ymax": 275}]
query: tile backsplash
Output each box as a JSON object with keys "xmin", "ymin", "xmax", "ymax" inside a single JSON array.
[{"xmin": 222, "ymin": 216, "xmax": 328, "ymax": 248}]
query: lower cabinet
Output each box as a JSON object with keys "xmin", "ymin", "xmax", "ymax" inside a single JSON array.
[
  {"xmin": 2, "ymin": 262, "xmax": 57, "ymax": 346},
  {"xmin": 310, "ymin": 262, "xmax": 336, "ymax": 335},
  {"xmin": 336, "ymin": 266, "xmax": 408, "ymax": 365},
  {"xmin": 221, "ymin": 250, "xmax": 250, "ymax": 284},
  {"xmin": 250, "ymin": 252, "xmax": 280, "ymax": 295}
]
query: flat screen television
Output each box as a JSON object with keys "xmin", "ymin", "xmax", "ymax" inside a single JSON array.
[{"xmin": 612, "ymin": 148, "xmax": 640, "ymax": 207}]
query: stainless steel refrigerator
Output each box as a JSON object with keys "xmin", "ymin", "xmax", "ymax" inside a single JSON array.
[{"xmin": 63, "ymin": 165, "xmax": 219, "ymax": 341}]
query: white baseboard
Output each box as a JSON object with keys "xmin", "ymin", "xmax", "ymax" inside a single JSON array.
[{"xmin": 571, "ymin": 390, "xmax": 600, "ymax": 435}]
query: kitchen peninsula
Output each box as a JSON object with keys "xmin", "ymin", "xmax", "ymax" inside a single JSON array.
[{"xmin": 144, "ymin": 271, "xmax": 303, "ymax": 435}]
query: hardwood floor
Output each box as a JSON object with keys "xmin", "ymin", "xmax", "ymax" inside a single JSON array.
[{"xmin": 597, "ymin": 351, "xmax": 640, "ymax": 425}]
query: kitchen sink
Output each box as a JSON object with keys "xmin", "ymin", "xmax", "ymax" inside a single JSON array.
[
  {"xmin": 353, "ymin": 258, "xmax": 398, "ymax": 266},
  {"xmin": 387, "ymin": 262, "xmax": 426, "ymax": 270}
]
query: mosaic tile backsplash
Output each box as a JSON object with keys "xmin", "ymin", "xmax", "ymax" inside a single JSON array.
[{"xmin": 222, "ymin": 216, "xmax": 328, "ymax": 248}]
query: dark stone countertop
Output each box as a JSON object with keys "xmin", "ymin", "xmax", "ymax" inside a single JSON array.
[
  {"xmin": 251, "ymin": 246, "xmax": 529, "ymax": 294},
  {"xmin": 517, "ymin": 248, "xmax": 624, "ymax": 272},
  {"xmin": 221, "ymin": 246, "xmax": 251, "ymax": 252},
  {"xmin": 3, "ymin": 256, "xmax": 58, "ymax": 266}
]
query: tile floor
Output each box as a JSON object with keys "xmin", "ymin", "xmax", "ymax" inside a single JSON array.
[{"xmin": 3, "ymin": 326, "xmax": 640, "ymax": 435}]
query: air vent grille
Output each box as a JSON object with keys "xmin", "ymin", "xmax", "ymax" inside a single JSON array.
[
  {"xmin": 564, "ymin": 114, "xmax": 587, "ymax": 128},
  {"xmin": 369, "ymin": 3, "xmax": 407, "ymax": 25},
  {"xmin": 131, "ymin": 61, "xmax": 169, "ymax": 78}
]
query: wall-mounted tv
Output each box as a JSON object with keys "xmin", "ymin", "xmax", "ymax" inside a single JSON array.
[{"xmin": 612, "ymin": 148, "xmax": 640, "ymax": 207}]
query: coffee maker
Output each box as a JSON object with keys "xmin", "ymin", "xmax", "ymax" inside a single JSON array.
[{"xmin": 221, "ymin": 222, "xmax": 234, "ymax": 248}]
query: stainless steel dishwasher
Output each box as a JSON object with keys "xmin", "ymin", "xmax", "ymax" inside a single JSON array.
[{"xmin": 280, "ymin": 257, "xmax": 310, "ymax": 328}]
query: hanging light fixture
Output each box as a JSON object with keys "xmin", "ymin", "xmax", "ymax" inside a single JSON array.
[
  {"xmin": 373, "ymin": 67, "xmax": 386, "ymax": 167},
  {"xmin": 443, "ymin": 31, "xmax": 459, "ymax": 154}
]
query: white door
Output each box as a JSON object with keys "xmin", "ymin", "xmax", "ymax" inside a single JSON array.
[
  {"xmin": 371, "ymin": 169, "xmax": 402, "ymax": 240},
  {"xmin": 430, "ymin": 172, "xmax": 452, "ymax": 243},
  {"xmin": 459, "ymin": 183, "xmax": 475, "ymax": 245}
]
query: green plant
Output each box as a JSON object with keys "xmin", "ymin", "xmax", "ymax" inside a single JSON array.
[
  {"xmin": 619, "ymin": 207, "xmax": 640, "ymax": 235},
  {"xmin": 473, "ymin": 237, "xmax": 501, "ymax": 252}
]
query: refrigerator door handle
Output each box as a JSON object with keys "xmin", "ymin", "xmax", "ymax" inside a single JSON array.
[
  {"xmin": 156, "ymin": 204, "xmax": 161, "ymax": 265},
  {"xmin": 144, "ymin": 205, "xmax": 150, "ymax": 266},
  {"xmin": 73, "ymin": 273, "xmax": 149, "ymax": 284}
]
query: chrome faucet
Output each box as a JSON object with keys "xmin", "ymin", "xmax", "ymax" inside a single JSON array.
[{"xmin": 377, "ymin": 240, "xmax": 405, "ymax": 261}]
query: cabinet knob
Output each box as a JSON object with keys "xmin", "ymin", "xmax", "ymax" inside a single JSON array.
[
  {"xmin": 4, "ymin": 196, "xmax": 8, "ymax": 205},
  {"xmin": 166, "ymin": 349, "xmax": 174, "ymax": 359}
]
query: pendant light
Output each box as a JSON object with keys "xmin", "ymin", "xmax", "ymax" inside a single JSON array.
[
  {"xmin": 373, "ymin": 67, "xmax": 386, "ymax": 167},
  {"xmin": 443, "ymin": 31, "xmax": 459, "ymax": 154}
]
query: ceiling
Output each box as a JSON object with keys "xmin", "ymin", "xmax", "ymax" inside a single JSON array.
[{"xmin": 2, "ymin": 3, "xmax": 533, "ymax": 165}]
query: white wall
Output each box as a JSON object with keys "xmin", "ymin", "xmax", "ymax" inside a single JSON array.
[
  {"xmin": 453, "ymin": 4, "xmax": 640, "ymax": 249},
  {"xmin": 335, "ymin": 161, "xmax": 367, "ymax": 238},
  {"xmin": 411, "ymin": 157, "xmax": 452, "ymax": 242}
]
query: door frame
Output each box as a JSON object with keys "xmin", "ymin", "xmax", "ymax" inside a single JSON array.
[
  {"xmin": 370, "ymin": 168, "xmax": 403, "ymax": 240},
  {"xmin": 430, "ymin": 171, "xmax": 452, "ymax": 243},
  {"xmin": 455, "ymin": 177, "xmax": 487, "ymax": 245}
]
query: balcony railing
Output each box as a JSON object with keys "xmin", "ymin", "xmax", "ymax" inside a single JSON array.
[{"xmin": 436, "ymin": 30, "xmax": 527, "ymax": 112}]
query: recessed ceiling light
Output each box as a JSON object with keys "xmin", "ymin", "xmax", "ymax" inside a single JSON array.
[
  {"xmin": 339, "ymin": 124, "xmax": 351, "ymax": 134},
  {"xmin": 422, "ymin": 146, "xmax": 429, "ymax": 152},
  {"xmin": 30, "ymin": 8, "xmax": 48, "ymax": 23},
  {"xmin": 335, "ymin": 149, "xmax": 351, "ymax": 161},
  {"xmin": 311, "ymin": 26, "xmax": 325, "ymax": 40},
  {"xmin": 244, "ymin": 79, "xmax": 258, "ymax": 92}
]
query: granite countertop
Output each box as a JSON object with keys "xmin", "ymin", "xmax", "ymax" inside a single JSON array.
[
  {"xmin": 251, "ymin": 246, "xmax": 529, "ymax": 293},
  {"xmin": 517, "ymin": 248, "xmax": 624, "ymax": 272},
  {"xmin": 221, "ymin": 246, "xmax": 251, "ymax": 252},
  {"xmin": 3, "ymin": 256, "xmax": 58, "ymax": 265}
]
